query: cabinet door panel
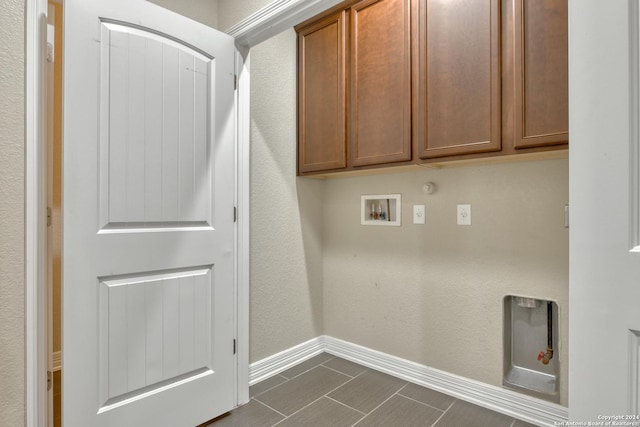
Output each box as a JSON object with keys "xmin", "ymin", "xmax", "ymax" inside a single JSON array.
[
  {"xmin": 351, "ymin": 0, "xmax": 412, "ymax": 167},
  {"xmin": 513, "ymin": 0, "xmax": 568, "ymax": 149},
  {"xmin": 298, "ymin": 11, "xmax": 347, "ymax": 173},
  {"xmin": 416, "ymin": 0, "xmax": 501, "ymax": 159}
]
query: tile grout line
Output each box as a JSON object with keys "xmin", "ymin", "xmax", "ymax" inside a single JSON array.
[
  {"xmin": 430, "ymin": 399, "xmax": 457, "ymax": 427},
  {"xmin": 395, "ymin": 392, "xmax": 448, "ymax": 414},
  {"xmin": 324, "ymin": 395, "xmax": 368, "ymax": 416},
  {"xmin": 251, "ymin": 374, "xmax": 289, "ymax": 398},
  {"xmin": 270, "ymin": 393, "xmax": 338, "ymax": 423},
  {"xmin": 219, "ymin": 354, "xmax": 531, "ymax": 427},
  {"xmin": 277, "ymin": 366, "xmax": 372, "ymax": 424},
  {"xmin": 349, "ymin": 381, "xmax": 410, "ymax": 427},
  {"xmin": 279, "ymin": 355, "xmax": 337, "ymax": 381},
  {"xmin": 396, "ymin": 387, "xmax": 459, "ymax": 414},
  {"xmin": 259, "ymin": 363, "xmax": 366, "ymax": 426},
  {"xmin": 319, "ymin": 364, "xmax": 363, "ymax": 379},
  {"xmin": 250, "ymin": 397, "xmax": 289, "ymax": 420}
]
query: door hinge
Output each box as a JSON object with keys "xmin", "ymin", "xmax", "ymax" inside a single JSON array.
[
  {"xmin": 46, "ymin": 24, "xmax": 55, "ymax": 63},
  {"xmin": 234, "ymin": 206, "xmax": 237, "ymax": 223},
  {"xmin": 234, "ymin": 74, "xmax": 237, "ymax": 90},
  {"xmin": 564, "ymin": 204, "xmax": 569, "ymax": 229},
  {"xmin": 47, "ymin": 370, "xmax": 52, "ymax": 391},
  {"xmin": 233, "ymin": 339, "xmax": 237, "ymax": 355},
  {"xmin": 47, "ymin": 206, "xmax": 52, "ymax": 227}
]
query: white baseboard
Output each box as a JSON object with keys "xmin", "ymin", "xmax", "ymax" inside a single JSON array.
[
  {"xmin": 249, "ymin": 335, "xmax": 568, "ymax": 427},
  {"xmin": 249, "ymin": 336, "xmax": 325, "ymax": 385}
]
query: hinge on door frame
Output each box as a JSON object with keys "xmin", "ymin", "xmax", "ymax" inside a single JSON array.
[
  {"xmin": 234, "ymin": 74, "xmax": 237, "ymax": 90},
  {"xmin": 564, "ymin": 204, "xmax": 569, "ymax": 229},
  {"xmin": 47, "ymin": 206, "xmax": 52, "ymax": 227},
  {"xmin": 233, "ymin": 339, "xmax": 237, "ymax": 355},
  {"xmin": 234, "ymin": 206, "xmax": 237, "ymax": 223},
  {"xmin": 46, "ymin": 24, "xmax": 55, "ymax": 63},
  {"xmin": 47, "ymin": 370, "xmax": 52, "ymax": 391}
]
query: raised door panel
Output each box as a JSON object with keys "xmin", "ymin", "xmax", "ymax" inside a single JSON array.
[
  {"xmin": 351, "ymin": 0, "xmax": 412, "ymax": 167},
  {"xmin": 298, "ymin": 11, "xmax": 347, "ymax": 173},
  {"xmin": 513, "ymin": 0, "xmax": 568, "ymax": 149},
  {"xmin": 416, "ymin": 0, "xmax": 501, "ymax": 159},
  {"xmin": 101, "ymin": 24, "xmax": 212, "ymax": 229}
]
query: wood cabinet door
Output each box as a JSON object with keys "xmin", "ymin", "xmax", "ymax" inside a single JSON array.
[
  {"xmin": 350, "ymin": 0, "xmax": 412, "ymax": 167},
  {"xmin": 510, "ymin": 0, "xmax": 568, "ymax": 149},
  {"xmin": 298, "ymin": 11, "xmax": 347, "ymax": 174},
  {"xmin": 415, "ymin": 0, "xmax": 501, "ymax": 159}
]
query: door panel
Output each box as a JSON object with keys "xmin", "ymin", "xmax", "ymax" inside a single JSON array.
[
  {"xmin": 100, "ymin": 22, "xmax": 213, "ymax": 229},
  {"xmin": 297, "ymin": 11, "xmax": 347, "ymax": 173},
  {"xmin": 63, "ymin": 1, "xmax": 236, "ymax": 426},
  {"xmin": 513, "ymin": 0, "xmax": 568, "ymax": 149},
  {"xmin": 98, "ymin": 266, "xmax": 214, "ymax": 408},
  {"xmin": 350, "ymin": 0, "xmax": 412, "ymax": 167},
  {"xmin": 569, "ymin": 0, "xmax": 640, "ymax": 421}
]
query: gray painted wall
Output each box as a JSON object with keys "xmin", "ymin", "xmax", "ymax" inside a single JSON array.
[{"xmin": 0, "ymin": 0, "xmax": 25, "ymax": 424}]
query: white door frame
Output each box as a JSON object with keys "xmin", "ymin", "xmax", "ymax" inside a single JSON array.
[
  {"xmin": 25, "ymin": 2, "xmax": 252, "ymax": 424},
  {"xmin": 25, "ymin": 0, "xmax": 50, "ymax": 425}
]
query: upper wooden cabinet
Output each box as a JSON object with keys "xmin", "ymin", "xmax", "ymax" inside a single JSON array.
[
  {"xmin": 350, "ymin": 0, "xmax": 412, "ymax": 167},
  {"xmin": 297, "ymin": 11, "xmax": 347, "ymax": 174},
  {"xmin": 296, "ymin": 0, "xmax": 568, "ymax": 176},
  {"xmin": 504, "ymin": 0, "xmax": 568, "ymax": 150},
  {"xmin": 414, "ymin": 0, "xmax": 502, "ymax": 159}
]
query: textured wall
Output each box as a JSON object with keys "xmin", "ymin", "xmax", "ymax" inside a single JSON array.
[
  {"xmin": 322, "ymin": 158, "xmax": 569, "ymax": 404},
  {"xmin": 217, "ymin": 1, "xmax": 325, "ymax": 363},
  {"xmin": 246, "ymin": 29, "xmax": 325, "ymax": 362},
  {"xmin": 0, "ymin": 0, "xmax": 25, "ymax": 425},
  {"xmin": 147, "ymin": 0, "xmax": 218, "ymax": 28}
]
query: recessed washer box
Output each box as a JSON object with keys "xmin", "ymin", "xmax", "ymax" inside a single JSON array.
[{"xmin": 503, "ymin": 295, "xmax": 560, "ymax": 403}]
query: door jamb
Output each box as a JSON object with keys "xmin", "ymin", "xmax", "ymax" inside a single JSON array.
[
  {"xmin": 25, "ymin": 0, "xmax": 50, "ymax": 425},
  {"xmin": 235, "ymin": 46, "xmax": 251, "ymax": 406}
]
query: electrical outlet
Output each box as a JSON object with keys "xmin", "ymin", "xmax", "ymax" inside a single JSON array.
[
  {"xmin": 457, "ymin": 204, "xmax": 471, "ymax": 225},
  {"xmin": 413, "ymin": 205, "xmax": 425, "ymax": 224}
]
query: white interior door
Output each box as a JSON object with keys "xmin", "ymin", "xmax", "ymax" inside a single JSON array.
[
  {"xmin": 570, "ymin": 0, "xmax": 640, "ymax": 421},
  {"xmin": 62, "ymin": 1, "xmax": 237, "ymax": 425}
]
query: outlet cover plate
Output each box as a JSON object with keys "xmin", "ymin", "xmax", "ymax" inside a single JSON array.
[
  {"xmin": 457, "ymin": 204, "xmax": 471, "ymax": 225},
  {"xmin": 413, "ymin": 205, "xmax": 426, "ymax": 224}
]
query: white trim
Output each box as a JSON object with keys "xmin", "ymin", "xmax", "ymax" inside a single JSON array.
[
  {"xmin": 235, "ymin": 46, "xmax": 251, "ymax": 406},
  {"xmin": 630, "ymin": 0, "xmax": 640, "ymax": 252},
  {"xmin": 224, "ymin": 0, "xmax": 344, "ymax": 48},
  {"xmin": 248, "ymin": 337, "xmax": 325, "ymax": 385},
  {"xmin": 249, "ymin": 336, "xmax": 568, "ymax": 427},
  {"xmin": 26, "ymin": 0, "xmax": 50, "ymax": 426}
]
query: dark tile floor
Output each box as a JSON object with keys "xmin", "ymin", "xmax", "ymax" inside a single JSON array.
[{"xmin": 204, "ymin": 353, "xmax": 538, "ymax": 427}]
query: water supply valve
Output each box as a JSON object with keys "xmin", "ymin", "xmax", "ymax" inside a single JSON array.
[{"xmin": 537, "ymin": 348, "xmax": 554, "ymax": 365}]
